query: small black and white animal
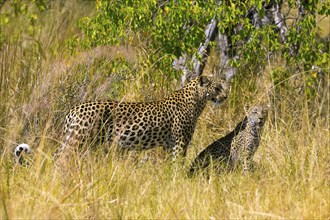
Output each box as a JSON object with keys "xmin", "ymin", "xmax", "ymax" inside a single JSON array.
[
  {"xmin": 14, "ymin": 143, "xmax": 31, "ymax": 165},
  {"xmin": 189, "ymin": 105, "xmax": 268, "ymax": 176}
]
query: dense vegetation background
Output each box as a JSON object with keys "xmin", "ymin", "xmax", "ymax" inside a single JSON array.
[{"xmin": 0, "ymin": 0, "xmax": 329, "ymax": 218}]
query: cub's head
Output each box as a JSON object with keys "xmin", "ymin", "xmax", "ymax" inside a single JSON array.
[
  {"xmin": 195, "ymin": 75, "xmax": 228, "ymax": 105},
  {"xmin": 245, "ymin": 105, "xmax": 268, "ymax": 129}
]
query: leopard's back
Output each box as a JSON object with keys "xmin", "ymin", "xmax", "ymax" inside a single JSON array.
[{"xmin": 188, "ymin": 117, "xmax": 248, "ymax": 176}]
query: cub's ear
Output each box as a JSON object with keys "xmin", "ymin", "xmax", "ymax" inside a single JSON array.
[
  {"xmin": 199, "ymin": 76, "xmax": 211, "ymax": 87},
  {"xmin": 264, "ymin": 104, "xmax": 270, "ymax": 111},
  {"xmin": 243, "ymin": 104, "xmax": 250, "ymax": 114}
]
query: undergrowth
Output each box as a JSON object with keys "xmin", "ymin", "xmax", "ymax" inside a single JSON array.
[{"xmin": 0, "ymin": 1, "xmax": 329, "ymax": 219}]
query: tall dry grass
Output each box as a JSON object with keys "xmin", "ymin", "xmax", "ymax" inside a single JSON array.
[{"xmin": 0, "ymin": 1, "xmax": 329, "ymax": 219}]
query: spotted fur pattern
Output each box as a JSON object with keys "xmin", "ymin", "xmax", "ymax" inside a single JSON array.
[
  {"xmin": 56, "ymin": 76, "xmax": 227, "ymax": 160},
  {"xmin": 189, "ymin": 105, "xmax": 268, "ymax": 176}
]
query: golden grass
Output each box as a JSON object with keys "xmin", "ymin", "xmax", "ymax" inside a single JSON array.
[
  {"xmin": 0, "ymin": 1, "xmax": 329, "ymax": 219},
  {"xmin": 1, "ymin": 118, "xmax": 329, "ymax": 219}
]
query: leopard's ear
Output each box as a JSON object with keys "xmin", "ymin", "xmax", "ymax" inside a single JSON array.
[
  {"xmin": 263, "ymin": 105, "xmax": 269, "ymax": 116},
  {"xmin": 264, "ymin": 104, "xmax": 270, "ymax": 112},
  {"xmin": 199, "ymin": 76, "xmax": 211, "ymax": 87},
  {"xmin": 243, "ymin": 104, "xmax": 250, "ymax": 114}
]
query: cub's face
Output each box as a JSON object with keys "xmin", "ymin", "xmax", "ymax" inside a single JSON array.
[{"xmin": 246, "ymin": 105, "xmax": 268, "ymax": 129}]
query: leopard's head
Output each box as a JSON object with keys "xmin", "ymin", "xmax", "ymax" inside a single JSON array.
[
  {"xmin": 245, "ymin": 105, "xmax": 268, "ymax": 129},
  {"xmin": 197, "ymin": 76, "xmax": 228, "ymax": 105}
]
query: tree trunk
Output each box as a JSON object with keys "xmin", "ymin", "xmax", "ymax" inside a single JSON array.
[
  {"xmin": 173, "ymin": 18, "xmax": 218, "ymax": 85},
  {"xmin": 176, "ymin": 1, "xmax": 291, "ymax": 84}
]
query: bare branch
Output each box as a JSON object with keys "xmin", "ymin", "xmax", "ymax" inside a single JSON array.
[{"xmin": 174, "ymin": 18, "xmax": 218, "ymax": 85}]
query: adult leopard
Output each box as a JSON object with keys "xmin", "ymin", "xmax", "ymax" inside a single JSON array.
[{"xmin": 55, "ymin": 76, "xmax": 227, "ymax": 161}]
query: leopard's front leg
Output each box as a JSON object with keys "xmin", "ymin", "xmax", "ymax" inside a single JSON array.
[
  {"xmin": 172, "ymin": 138, "xmax": 189, "ymax": 162},
  {"xmin": 242, "ymin": 151, "xmax": 254, "ymax": 174},
  {"xmin": 169, "ymin": 118, "xmax": 193, "ymax": 162}
]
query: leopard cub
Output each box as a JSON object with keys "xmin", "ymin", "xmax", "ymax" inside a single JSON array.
[{"xmin": 189, "ymin": 105, "xmax": 268, "ymax": 176}]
